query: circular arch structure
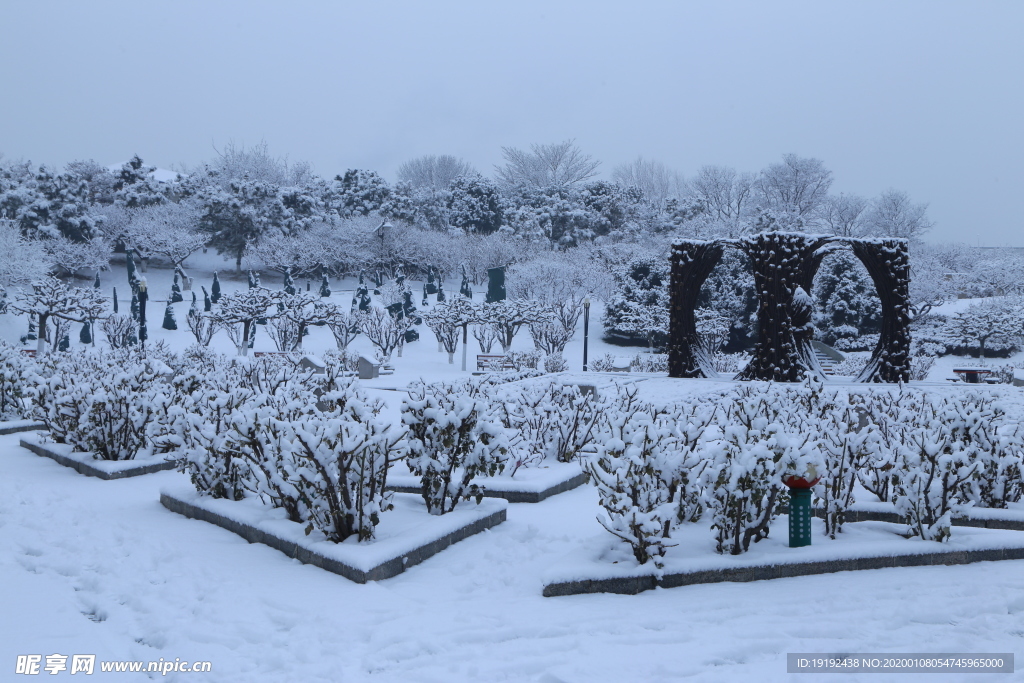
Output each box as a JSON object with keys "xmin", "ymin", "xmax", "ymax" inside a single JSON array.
[{"xmin": 668, "ymin": 232, "xmax": 910, "ymax": 383}]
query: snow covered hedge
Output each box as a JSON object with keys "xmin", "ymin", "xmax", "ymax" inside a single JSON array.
[
  {"xmin": 0, "ymin": 340, "xmax": 34, "ymax": 419},
  {"xmin": 583, "ymin": 378, "xmax": 1024, "ymax": 565},
  {"xmin": 30, "ymin": 349, "xmax": 171, "ymax": 460}
]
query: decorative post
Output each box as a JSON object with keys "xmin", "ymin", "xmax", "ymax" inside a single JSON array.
[
  {"xmin": 783, "ymin": 469, "xmax": 820, "ymax": 548},
  {"xmin": 582, "ymin": 297, "xmax": 591, "ymax": 371},
  {"xmin": 138, "ymin": 279, "xmax": 149, "ymax": 354}
]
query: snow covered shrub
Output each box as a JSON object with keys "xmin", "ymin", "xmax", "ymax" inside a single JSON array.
[
  {"xmin": 543, "ymin": 353, "xmax": 568, "ymax": 373},
  {"xmin": 359, "ymin": 307, "xmax": 403, "ymax": 363},
  {"xmin": 908, "ymin": 355, "xmax": 936, "ymax": 381},
  {"xmin": 891, "ymin": 394, "xmax": 988, "ymax": 542},
  {"xmin": 503, "ymin": 349, "xmax": 541, "ymax": 371},
  {"xmin": 402, "ymin": 379, "xmax": 509, "ymax": 515},
  {"xmin": 496, "ymin": 380, "xmax": 599, "ymax": 473},
  {"xmin": 271, "ymin": 381, "xmax": 403, "ymax": 542},
  {"xmin": 0, "ymin": 340, "xmax": 34, "ymax": 418},
  {"xmin": 789, "ymin": 379, "xmax": 863, "ymax": 538},
  {"xmin": 34, "ymin": 350, "xmax": 169, "ymax": 460},
  {"xmin": 587, "ymin": 353, "xmax": 620, "ymax": 372},
  {"xmin": 587, "ymin": 386, "xmax": 713, "ymax": 566},
  {"xmin": 629, "ymin": 353, "xmax": 668, "ymax": 373},
  {"xmin": 706, "ymin": 384, "xmax": 821, "ymax": 555},
  {"xmin": 956, "ymin": 395, "xmax": 1024, "ymax": 509},
  {"xmin": 856, "ymin": 390, "xmax": 925, "ymax": 502},
  {"xmin": 530, "ymin": 320, "xmax": 573, "ymax": 356},
  {"xmin": 710, "ymin": 352, "xmax": 750, "ymax": 375}
]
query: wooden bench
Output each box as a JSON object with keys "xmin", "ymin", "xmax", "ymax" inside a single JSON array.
[{"xmin": 476, "ymin": 354, "xmax": 514, "ymax": 371}]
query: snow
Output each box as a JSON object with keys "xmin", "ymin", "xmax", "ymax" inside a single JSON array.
[
  {"xmin": 3, "ymin": 430, "xmax": 1024, "ymax": 682},
  {"xmin": 388, "ymin": 460, "xmax": 584, "ymax": 494},
  {"xmin": 20, "ymin": 432, "xmax": 169, "ymax": 475},
  {"xmin": 162, "ymin": 485, "xmax": 507, "ymax": 573},
  {"xmin": 3, "ymin": 257, "xmax": 1024, "ymax": 681}
]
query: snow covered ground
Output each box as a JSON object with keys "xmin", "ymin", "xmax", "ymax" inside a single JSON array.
[{"xmin": 2, "ymin": 255, "xmax": 1023, "ymax": 681}]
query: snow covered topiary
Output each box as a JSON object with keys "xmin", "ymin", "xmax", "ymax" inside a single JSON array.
[{"xmin": 402, "ymin": 379, "xmax": 509, "ymax": 515}]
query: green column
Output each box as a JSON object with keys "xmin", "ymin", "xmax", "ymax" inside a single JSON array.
[{"xmin": 789, "ymin": 488, "xmax": 813, "ymax": 547}]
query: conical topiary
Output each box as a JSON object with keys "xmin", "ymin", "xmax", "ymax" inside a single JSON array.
[
  {"xmin": 320, "ymin": 273, "xmax": 331, "ymax": 298},
  {"xmin": 112, "ymin": 287, "xmax": 118, "ymax": 314},
  {"xmin": 171, "ymin": 273, "xmax": 184, "ymax": 303},
  {"xmin": 284, "ymin": 269, "xmax": 296, "ymax": 295},
  {"xmin": 79, "ymin": 321, "xmax": 92, "ymax": 345},
  {"xmin": 162, "ymin": 300, "xmax": 177, "ymax": 330},
  {"xmin": 211, "ymin": 272, "xmax": 221, "ymax": 303},
  {"xmin": 202, "ymin": 286, "xmax": 212, "ymax": 312}
]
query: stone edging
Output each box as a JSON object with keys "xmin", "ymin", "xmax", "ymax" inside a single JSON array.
[
  {"xmin": 387, "ymin": 471, "xmax": 588, "ymax": 504},
  {"xmin": 0, "ymin": 421, "xmax": 45, "ymax": 436},
  {"xmin": 160, "ymin": 491, "xmax": 507, "ymax": 583},
  {"xmin": 788, "ymin": 506, "xmax": 1024, "ymax": 532},
  {"xmin": 542, "ymin": 545, "xmax": 1024, "ymax": 597},
  {"xmin": 18, "ymin": 439, "xmax": 177, "ymax": 480}
]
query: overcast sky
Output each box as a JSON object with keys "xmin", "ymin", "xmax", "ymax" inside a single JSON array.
[{"xmin": 1, "ymin": 1, "xmax": 1021, "ymax": 246}]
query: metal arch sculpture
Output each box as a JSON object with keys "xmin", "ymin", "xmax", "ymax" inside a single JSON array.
[{"xmin": 668, "ymin": 231, "xmax": 910, "ymax": 383}]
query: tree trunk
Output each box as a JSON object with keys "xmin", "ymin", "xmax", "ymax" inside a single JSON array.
[
  {"xmin": 240, "ymin": 320, "xmax": 251, "ymax": 356},
  {"xmin": 668, "ymin": 240, "xmax": 724, "ymax": 378},
  {"xmin": 36, "ymin": 313, "xmax": 49, "ymax": 355}
]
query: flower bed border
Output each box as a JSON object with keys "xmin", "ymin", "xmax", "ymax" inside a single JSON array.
[
  {"xmin": 543, "ymin": 541, "xmax": 1024, "ymax": 597},
  {"xmin": 160, "ymin": 489, "xmax": 507, "ymax": 583},
  {"xmin": 386, "ymin": 467, "xmax": 588, "ymax": 504},
  {"xmin": 0, "ymin": 420, "xmax": 45, "ymax": 436},
  {"xmin": 18, "ymin": 438, "xmax": 176, "ymax": 480}
]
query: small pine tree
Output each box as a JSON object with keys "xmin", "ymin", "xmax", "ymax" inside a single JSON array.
[
  {"xmin": 426, "ymin": 265, "xmax": 438, "ymax": 294},
  {"xmin": 171, "ymin": 273, "xmax": 184, "ymax": 303},
  {"xmin": 320, "ymin": 273, "xmax": 331, "ymax": 297},
  {"xmin": 211, "ymin": 272, "xmax": 221, "ymax": 303},
  {"xmin": 94, "ymin": 272, "xmax": 100, "ymax": 288},
  {"xmin": 163, "ymin": 300, "xmax": 177, "ymax": 330},
  {"xmin": 58, "ymin": 334, "xmax": 70, "ymax": 352},
  {"xmin": 202, "ymin": 286, "xmax": 212, "ymax": 312},
  {"xmin": 112, "ymin": 287, "xmax": 118, "ymax": 314},
  {"xmin": 283, "ymin": 269, "xmax": 296, "ymax": 295}
]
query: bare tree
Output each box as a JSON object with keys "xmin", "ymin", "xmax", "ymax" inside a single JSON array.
[
  {"xmin": 12, "ymin": 276, "xmax": 108, "ymax": 354},
  {"xmin": 864, "ymin": 189, "xmax": 932, "ymax": 239},
  {"xmin": 611, "ymin": 156, "xmax": 683, "ymax": 207},
  {"xmin": 205, "ymin": 140, "xmax": 313, "ymax": 188},
  {"xmin": 44, "ymin": 236, "xmax": 112, "ymax": 278},
  {"xmin": 495, "ymin": 139, "xmax": 600, "ymax": 190},
  {"xmin": 688, "ymin": 165, "xmax": 756, "ymax": 236},
  {"xmin": 397, "ymin": 154, "xmax": 478, "ymax": 190},
  {"xmin": 754, "ymin": 154, "xmax": 833, "ymax": 221},
  {"xmin": 121, "ymin": 200, "xmax": 206, "ymax": 275},
  {"xmin": 821, "ymin": 194, "xmax": 869, "ymax": 237},
  {"xmin": 0, "ymin": 220, "xmax": 52, "ymax": 292}
]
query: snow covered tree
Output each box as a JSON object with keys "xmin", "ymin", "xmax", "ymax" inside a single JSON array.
[
  {"xmin": 447, "ymin": 175, "xmax": 505, "ymax": 235},
  {"xmin": 359, "ymin": 306, "xmax": 404, "ymax": 363},
  {"xmin": 0, "ymin": 220, "xmax": 52, "ymax": 297},
  {"xmin": 43, "ymin": 236, "xmax": 112, "ymax": 278},
  {"xmin": 496, "ymin": 139, "xmax": 600, "ymax": 191},
  {"xmin": 0, "ymin": 340, "xmax": 33, "ymax": 418},
  {"xmin": 402, "ymin": 379, "xmax": 509, "ymax": 515},
  {"xmin": 210, "ymin": 287, "xmax": 280, "ymax": 356},
  {"xmin": 946, "ymin": 298, "xmax": 1023, "ymax": 358},
  {"xmin": 423, "ymin": 298, "xmax": 477, "ymax": 363},
  {"xmin": 605, "ymin": 257, "xmax": 671, "ymax": 348},
  {"xmin": 186, "ymin": 296, "xmax": 218, "ymax": 346},
  {"xmin": 120, "ymin": 200, "xmax": 206, "ymax": 274},
  {"xmin": 863, "ymin": 189, "xmax": 932, "ymax": 239},
  {"xmin": 11, "ymin": 276, "xmax": 108, "ymax": 354},
  {"xmin": 101, "ymin": 314, "xmax": 138, "ymax": 349},
  {"xmin": 812, "ymin": 250, "xmax": 881, "ymax": 350},
  {"xmin": 477, "ymin": 299, "xmax": 548, "ymax": 353}
]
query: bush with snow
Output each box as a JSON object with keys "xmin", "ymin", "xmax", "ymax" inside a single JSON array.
[
  {"xmin": 32, "ymin": 350, "xmax": 170, "ymax": 460},
  {"xmin": 0, "ymin": 340, "xmax": 34, "ymax": 418},
  {"xmin": 586, "ymin": 385, "xmax": 714, "ymax": 566},
  {"xmin": 402, "ymin": 379, "xmax": 509, "ymax": 515}
]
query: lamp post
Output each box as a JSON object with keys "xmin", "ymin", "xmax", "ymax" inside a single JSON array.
[{"xmin": 582, "ymin": 297, "xmax": 590, "ymax": 371}]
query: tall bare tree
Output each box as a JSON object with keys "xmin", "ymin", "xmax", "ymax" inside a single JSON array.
[{"xmin": 495, "ymin": 140, "xmax": 600, "ymax": 190}]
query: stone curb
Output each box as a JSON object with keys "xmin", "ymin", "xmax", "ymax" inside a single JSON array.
[
  {"xmin": 19, "ymin": 439, "xmax": 177, "ymax": 480},
  {"xmin": 387, "ymin": 471, "xmax": 589, "ymax": 504},
  {"xmin": 542, "ymin": 545, "xmax": 1024, "ymax": 597},
  {"xmin": 160, "ymin": 491, "xmax": 507, "ymax": 583},
  {"xmin": 0, "ymin": 421, "xmax": 46, "ymax": 436},
  {"xmin": 782, "ymin": 506, "xmax": 1024, "ymax": 533}
]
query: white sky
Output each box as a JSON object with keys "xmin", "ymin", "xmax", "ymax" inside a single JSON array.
[{"xmin": 1, "ymin": 0, "xmax": 1021, "ymax": 246}]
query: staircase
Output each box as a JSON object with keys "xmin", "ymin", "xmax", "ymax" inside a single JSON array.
[{"xmin": 814, "ymin": 348, "xmax": 837, "ymax": 375}]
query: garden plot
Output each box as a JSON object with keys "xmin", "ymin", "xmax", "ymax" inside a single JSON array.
[
  {"xmin": 161, "ymin": 485, "xmax": 506, "ymax": 583},
  {"xmin": 18, "ymin": 433, "xmax": 175, "ymax": 480},
  {"xmin": 543, "ymin": 517, "xmax": 1024, "ymax": 596}
]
